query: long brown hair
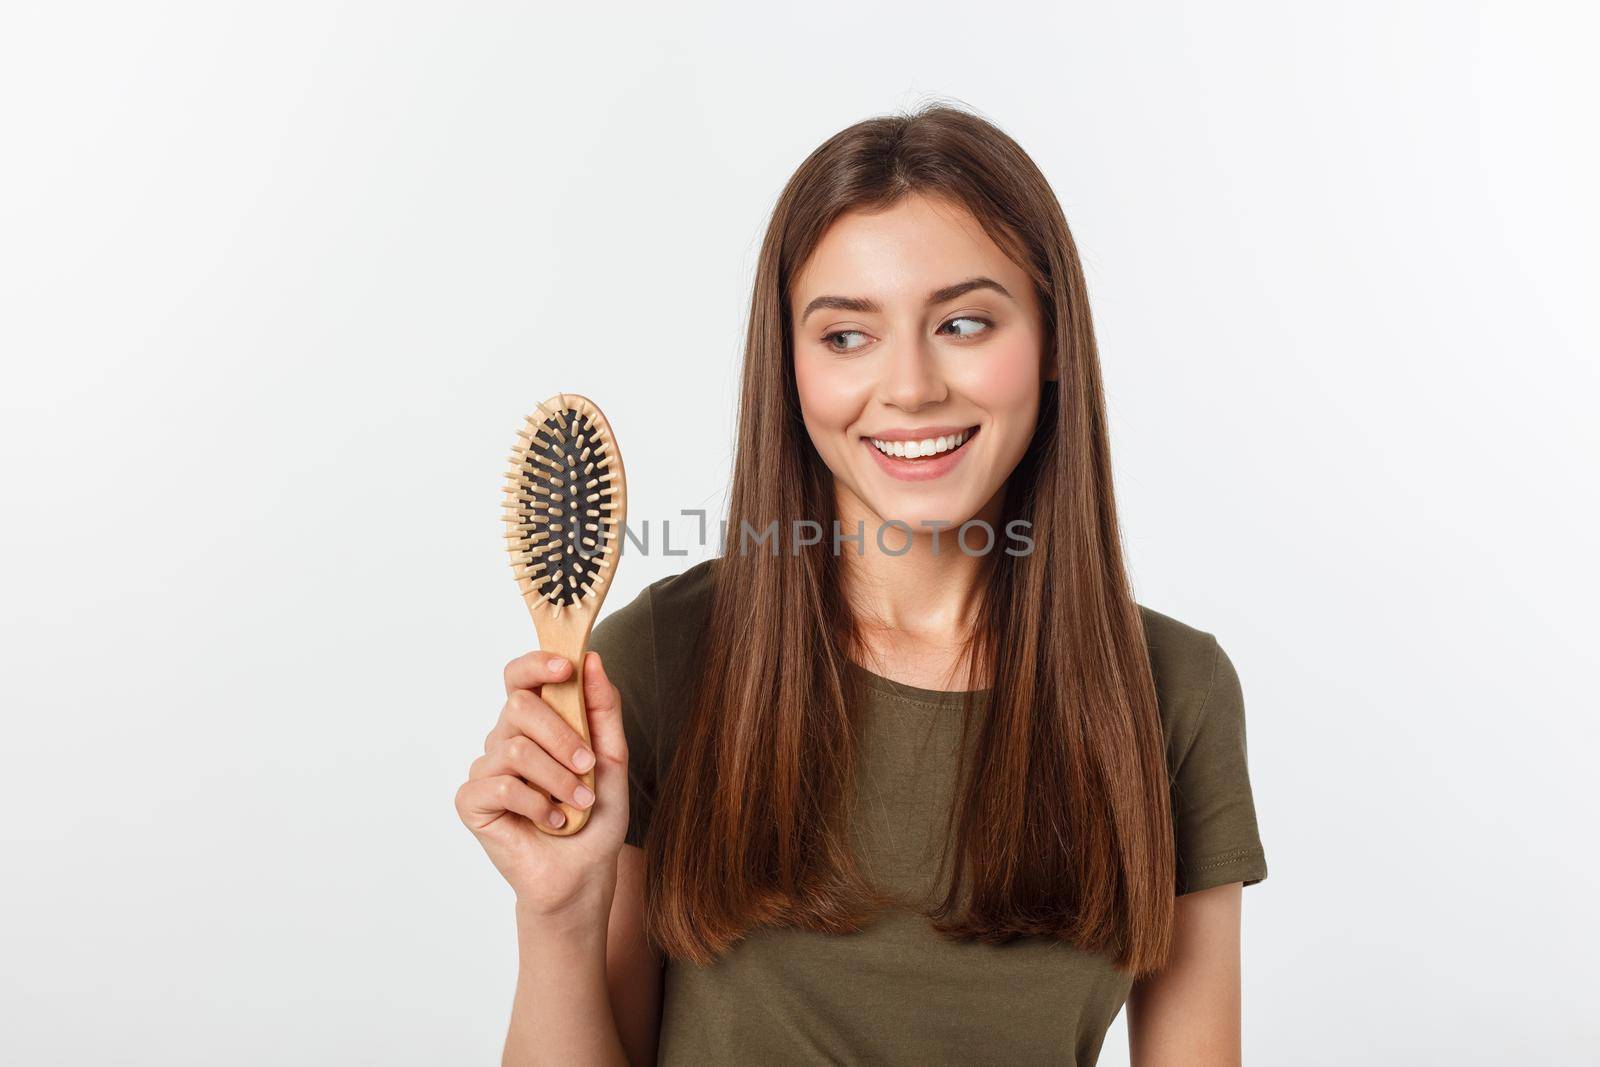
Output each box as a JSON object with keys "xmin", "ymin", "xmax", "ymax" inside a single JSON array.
[{"xmin": 640, "ymin": 103, "xmax": 1174, "ymax": 975}]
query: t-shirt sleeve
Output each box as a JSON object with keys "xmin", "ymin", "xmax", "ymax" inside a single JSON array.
[
  {"xmin": 585, "ymin": 583, "xmax": 660, "ymax": 850},
  {"xmin": 1170, "ymin": 637, "xmax": 1268, "ymax": 895}
]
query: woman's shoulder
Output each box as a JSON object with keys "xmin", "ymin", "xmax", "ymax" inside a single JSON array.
[
  {"xmin": 645, "ymin": 556, "xmax": 721, "ymax": 616},
  {"xmin": 587, "ymin": 557, "xmax": 720, "ymax": 730},
  {"xmin": 590, "ymin": 557, "xmax": 719, "ymax": 652},
  {"xmin": 1135, "ymin": 602, "xmax": 1246, "ymax": 760},
  {"xmin": 1137, "ymin": 602, "xmax": 1267, "ymax": 891}
]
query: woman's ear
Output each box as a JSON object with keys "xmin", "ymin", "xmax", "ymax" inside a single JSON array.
[{"xmin": 1041, "ymin": 346, "xmax": 1060, "ymax": 382}]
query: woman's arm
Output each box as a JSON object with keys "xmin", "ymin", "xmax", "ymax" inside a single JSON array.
[
  {"xmin": 606, "ymin": 844, "xmax": 665, "ymax": 1066},
  {"xmin": 504, "ymin": 845, "xmax": 661, "ymax": 1066},
  {"xmin": 1126, "ymin": 881, "xmax": 1244, "ymax": 1067},
  {"xmin": 506, "ymin": 890, "xmax": 630, "ymax": 1067},
  {"xmin": 458, "ymin": 650, "xmax": 659, "ymax": 1066}
]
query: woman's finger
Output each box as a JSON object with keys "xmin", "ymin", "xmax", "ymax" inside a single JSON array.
[
  {"xmin": 502, "ymin": 650, "xmax": 573, "ymax": 697},
  {"xmin": 454, "ymin": 774, "xmax": 567, "ymax": 831},
  {"xmin": 581, "ymin": 651, "xmax": 628, "ymax": 769},
  {"xmin": 470, "ymin": 735, "xmax": 595, "ymax": 810},
  {"xmin": 482, "ymin": 685, "xmax": 556, "ymax": 753},
  {"xmin": 484, "ymin": 688, "xmax": 596, "ymax": 778}
]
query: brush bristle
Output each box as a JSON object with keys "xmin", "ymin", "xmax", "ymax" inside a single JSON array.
[{"xmin": 503, "ymin": 400, "xmax": 621, "ymax": 609}]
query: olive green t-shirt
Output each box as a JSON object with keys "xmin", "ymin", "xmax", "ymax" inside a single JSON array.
[{"xmin": 588, "ymin": 558, "xmax": 1267, "ymax": 1066}]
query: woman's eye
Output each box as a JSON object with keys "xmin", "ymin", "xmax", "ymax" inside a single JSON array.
[
  {"xmin": 940, "ymin": 316, "xmax": 993, "ymax": 340},
  {"xmin": 822, "ymin": 329, "xmax": 869, "ymax": 353},
  {"xmin": 822, "ymin": 317, "xmax": 991, "ymax": 353}
]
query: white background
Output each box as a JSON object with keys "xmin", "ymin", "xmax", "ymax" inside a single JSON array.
[{"xmin": 3, "ymin": 2, "xmax": 1596, "ymax": 1063}]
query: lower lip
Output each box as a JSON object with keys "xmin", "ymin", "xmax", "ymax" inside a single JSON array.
[{"xmin": 862, "ymin": 428, "xmax": 979, "ymax": 482}]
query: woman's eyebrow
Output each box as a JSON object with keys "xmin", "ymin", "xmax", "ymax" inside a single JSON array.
[{"xmin": 799, "ymin": 276, "xmax": 1012, "ymax": 325}]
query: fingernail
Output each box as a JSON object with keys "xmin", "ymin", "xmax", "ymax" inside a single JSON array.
[
  {"xmin": 572, "ymin": 784, "xmax": 595, "ymax": 807},
  {"xmin": 548, "ymin": 809, "xmax": 566, "ymax": 827},
  {"xmin": 573, "ymin": 748, "xmax": 595, "ymax": 772},
  {"xmin": 549, "ymin": 657, "xmax": 569, "ymax": 675}
]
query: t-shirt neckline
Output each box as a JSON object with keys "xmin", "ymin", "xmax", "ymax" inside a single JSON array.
[{"xmin": 845, "ymin": 659, "xmax": 989, "ymax": 709}]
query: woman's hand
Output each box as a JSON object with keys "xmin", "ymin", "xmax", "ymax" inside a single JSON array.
[{"xmin": 455, "ymin": 649, "xmax": 631, "ymax": 919}]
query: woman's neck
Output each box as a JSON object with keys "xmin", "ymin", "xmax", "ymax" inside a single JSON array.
[{"xmin": 833, "ymin": 483, "xmax": 1003, "ymax": 691}]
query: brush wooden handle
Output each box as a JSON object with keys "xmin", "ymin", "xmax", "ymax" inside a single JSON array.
[{"xmin": 532, "ymin": 622, "xmax": 597, "ymax": 836}]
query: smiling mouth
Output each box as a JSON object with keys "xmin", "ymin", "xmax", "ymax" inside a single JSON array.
[{"xmin": 865, "ymin": 426, "xmax": 980, "ymax": 460}]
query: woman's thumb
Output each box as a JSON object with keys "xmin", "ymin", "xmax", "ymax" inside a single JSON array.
[{"xmin": 582, "ymin": 651, "xmax": 629, "ymax": 772}]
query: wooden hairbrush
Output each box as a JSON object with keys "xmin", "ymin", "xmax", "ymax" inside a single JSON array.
[{"xmin": 503, "ymin": 393, "xmax": 626, "ymax": 836}]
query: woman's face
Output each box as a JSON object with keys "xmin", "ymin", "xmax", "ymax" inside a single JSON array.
[{"xmin": 791, "ymin": 192, "xmax": 1052, "ymax": 536}]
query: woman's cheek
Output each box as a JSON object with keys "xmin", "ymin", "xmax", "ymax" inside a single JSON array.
[
  {"xmin": 796, "ymin": 359, "xmax": 864, "ymax": 434},
  {"xmin": 975, "ymin": 336, "xmax": 1042, "ymax": 400}
]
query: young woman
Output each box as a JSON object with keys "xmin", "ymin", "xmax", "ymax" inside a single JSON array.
[{"xmin": 457, "ymin": 105, "xmax": 1268, "ymax": 1066}]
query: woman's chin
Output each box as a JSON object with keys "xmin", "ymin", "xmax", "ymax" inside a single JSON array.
[{"xmin": 850, "ymin": 496, "xmax": 987, "ymax": 544}]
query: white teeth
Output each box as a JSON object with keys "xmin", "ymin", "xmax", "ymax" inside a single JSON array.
[{"xmin": 869, "ymin": 428, "xmax": 973, "ymax": 459}]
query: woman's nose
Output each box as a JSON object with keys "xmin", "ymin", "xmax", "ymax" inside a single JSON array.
[{"xmin": 877, "ymin": 336, "xmax": 948, "ymax": 411}]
